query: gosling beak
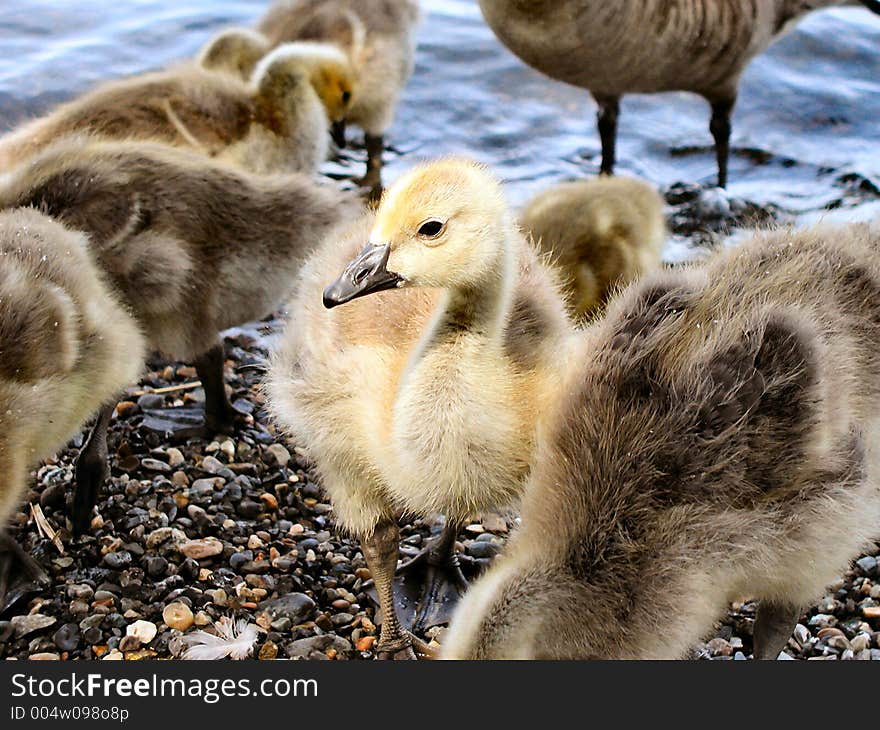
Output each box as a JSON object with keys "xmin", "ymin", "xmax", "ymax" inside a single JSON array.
[
  {"xmin": 859, "ymin": 0, "xmax": 880, "ymax": 13},
  {"xmin": 323, "ymin": 243, "xmax": 402, "ymax": 308},
  {"xmin": 331, "ymin": 119, "xmax": 347, "ymax": 148}
]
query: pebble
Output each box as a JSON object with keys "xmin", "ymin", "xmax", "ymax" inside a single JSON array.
[
  {"xmin": 856, "ymin": 556, "xmax": 878, "ymax": 576},
  {"xmin": 126, "ymin": 620, "xmax": 157, "ymax": 644},
  {"xmin": 259, "ymin": 593, "xmax": 316, "ymax": 625},
  {"xmin": 862, "ymin": 606, "xmax": 880, "ymax": 620},
  {"xmin": 167, "ymin": 448, "xmax": 185, "ymax": 467},
  {"xmin": 39, "ymin": 482, "xmax": 66, "ymax": 509},
  {"xmin": 52, "ymin": 623, "xmax": 80, "ymax": 652},
  {"xmin": 163, "ymin": 603, "xmax": 194, "ymax": 632},
  {"xmin": 141, "ymin": 458, "xmax": 171, "ymax": 473},
  {"xmin": 285, "ymin": 635, "xmax": 353, "ymax": 660},
  {"xmin": 180, "ymin": 538, "xmax": 224, "ymax": 560},
  {"xmin": 29, "ymin": 653, "xmax": 61, "ymax": 661},
  {"xmin": 0, "ymin": 621, "xmax": 13, "ymax": 642},
  {"xmin": 201, "ymin": 456, "xmax": 225, "ymax": 474},
  {"xmin": 104, "ymin": 551, "xmax": 132, "ymax": 570},
  {"xmin": 12, "ymin": 614, "xmax": 57, "ymax": 638},
  {"xmin": 264, "ymin": 444, "xmax": 291, "ymax": 468}
]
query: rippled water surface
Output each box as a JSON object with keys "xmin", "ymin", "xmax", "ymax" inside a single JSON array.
[{"xmin": 1, "ymin": 0, "xmax": 879, "ymax": 260}]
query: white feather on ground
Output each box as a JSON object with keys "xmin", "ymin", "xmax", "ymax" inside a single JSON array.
[{"xmin": 182, "ymin": 617, "xmax": 260, "ymax": 660}]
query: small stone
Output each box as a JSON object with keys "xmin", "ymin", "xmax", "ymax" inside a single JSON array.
[
  {"xmin": 68, "ymin": 584, "xmax": 95, "ymax": 601},
  {"xmin": 260, "ymin": 493, "xmax": 278, "ymax": 511},
  {"xmin": 137, "ymin": 393, "xmax": 165, "ymax": 410},
  {"xmin": 808, "ymin": 614, "xmax": 837, "ymax": 629},
  {"xmin": 167, "ymin": 448, "xmax": 185, "ymax": 467},
  {"xmin": 103, "ymin": 551, "xmax": 132, "ymax": 570},
  {"xmin": 237, "ymin": 500, "xmax": 262, "ymax": 519},
  {"xmin": 706, "ymin": 637, "xmax": 733, "ymax": 657},
  {"xmin": 220, "ymin": 440, "xmax": 235, "ymax": 460},
  {"xmin": 331, "ymin": 613, "xmax": 354, "ymax": 627},
  {"xmin": 145, "ymin": 556, "xmax": 168, "ymax": 579},
  {"xmin": 284, "ymin": 634, "xmax": 353, "ymax": 660},
  {"xmin": 862, "ymin": 606, "xmax": 880, "ymax": 620},
  {"xmin": 141, "ymin": 458, "xmax": 171, "ymax": 473},
  {"xmin": 126, "ymin": 620, "xmax": 157, "ymax": 644},
  {"xmin": 163, "ymin": 603, "xmax": 194, "ymax": 632},
  {"xmin": 53, "ymin": 623, "xmax": 80, "ymax": 652},
  {"xmin": 115, "ymin": 401, "xmax": 138, "ymax": 419},
  {"xmin": 118, "ymin": 635, "xmax": 141, "ymax": 652},
  {"xmin": 229, "ymin": 551, "xmax": 253, "ymax": 570},
  {"xmin": 856, "ymin": 556, "xmax": 878, "ymax": 576},
  {"xmin": 793, "ymin": 624, "xmax": 810, "ymax": 646},
  {"xmin": 355, "ymin": 636, "xmax": 376, "ymax": 652},
  {"xmin": 201, "ymin": 456, "xmax": 225, "ymax": 474},
  {"xmin": 264, "ymin": 444, "xmax": 291, "ymax": 468},
  {"xmin": 0, "ymin": 621, "xmax": 13, "ymax": 642},
  {"xmin": 259, "ymin": 641, "xmax": 279, "ymax": 660},
  {"xmin": 102, "ymin": 650, "xmax": 124, "ymax": 661},
  {"xmin": 145, "ymin": 527, "xmax": 174, "ymax": 548},
  {"xmin": 29, "ymin": 653, "xmax": 61, "ymax": 661},
  {"xmin": 194, "ymin": 611, "xmax": 212, "ymax": 627},
  {"xmin": 259, "ymin": 593, "xmax": 316, "ymax": 625},
  {"xmin": 12, "ymin": 614, "xmax": 57, "ymax": 638},
  {"xmin": 180, "ymin": 537, "xmax": 224, "ymax": 560}
]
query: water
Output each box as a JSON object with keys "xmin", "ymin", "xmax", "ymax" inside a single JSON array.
[{"xmin": 1, "ymin": 0, "xmax": 879, "ymax": 262}]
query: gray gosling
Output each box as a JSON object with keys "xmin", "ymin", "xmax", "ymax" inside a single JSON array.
[
  {"xmin": 443, "ymin": 221, "xmax": 880, "ymax": 659},
  {"xmin": 257, "ymin": 0, "xmax": 421, "ymax": 194},
  {"xmin": 0, "ymin": 137, "xmax": 355, "ymax": 533},
  {"xmin": 520, "ymin": 176, "xmax": 666, "ymax": 321},
  {"xmin": 197, "ymin": 27, "xmax": 271, "ymax": 79},
  {"xmin": 0, "ymin": 208, "xmax": 144, "ymax": 602},
  {"xmin": 266, "ymin": 159, "xmax": 573, "ymax": 659},
  {"xmin": 477, "ymin": 0, "xmax": 880, "ymax": 186},
  {"xmin": 0, "ymin": 42, "xmax": 355, "ymax": 175}
]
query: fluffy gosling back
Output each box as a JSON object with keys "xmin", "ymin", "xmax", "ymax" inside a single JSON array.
[
  {"xmin": 520, "ymin": 176, "xmax": 666, "ymax": 320},
  {"xmin": 198, "ymin": 27, "xmax": 270, "ymax": 79},
  {"xmin": 443, "ymin": 221, "xmax": 880, "ymax": 659}
]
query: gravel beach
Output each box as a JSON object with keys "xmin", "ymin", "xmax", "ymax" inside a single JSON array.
[{"xmin": 1, "ymin": 282, "xmax": 878, "ymax": 661}]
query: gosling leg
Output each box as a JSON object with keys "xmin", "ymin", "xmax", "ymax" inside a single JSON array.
[
  {"xmin": 409, "ymin": 521, "xmax": 469, "ymax": 635},
  {"xmin": 753, "ymin": 600, "xmax": 800, "ymax": 659},
  {"xmin": 72, "ymin": 401, "xmax": 115, "ymax": 535},
  {"xmin": 360, "ymin": 133, "xmax": 384, "ymax": 201},
  {"xmin": 361, "ymin": 518, "xmax": 422, "ymax": 660},
  {"xmin": 709, "ymin": 95, "xmax": 736, "ymax": 188},
  {"xmin": 193, "ymin": 342, "xmax": 237, "ymax": 435},
  {"xmin": 594, "ymin": 94, "xmax": 620, "ymax": 176}
]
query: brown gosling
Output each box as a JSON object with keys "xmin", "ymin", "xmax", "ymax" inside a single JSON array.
[
  {"xmin": 0, "ymin": 42, "xmax": 355, "ymax": 175},
  {"xmin": 477, "ymin": 0, "xmax": 880, "ymax": 187},
  {"xmin": 266, "ymin": 159, "xmax": 574, "ymax": 659},
  {"xmin": 520, "ymin": 176, "xmax": 666, "ymax": 321},
  {"xmin": 0, "ymin": 137, "xmax": 355, "ymax": 533},
  {"xmin": 257, "ymin": 0, "xmax": 421, "ymax": 194},
  {"xmin": 0, "ymin": 208, "xmax": 144, "ymax": 602},
  {"xmin": 442, "ymin": 221, "xmax": 880, "ymax": 659},
  {"xmin": 197, "ymin": 27, "xmax": 271, "ymax": 79}
]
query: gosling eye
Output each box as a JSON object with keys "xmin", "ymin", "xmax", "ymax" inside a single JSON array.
[
  {"xmin": 417, "ymin": 219, "xmax": 445, "ymax": 239},
  {"xmin": 342, "ymin": 90, "xmax": 352, "ymax": 104}
]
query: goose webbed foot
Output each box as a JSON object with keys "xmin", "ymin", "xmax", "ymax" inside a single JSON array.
[
  {"xmin": 375, "ymin": 631, "xmax": 435, "ymax": 661},
  {"xmin": 368, "ymin": 522, "xmax": 470, "ymax": 635},
  {"xmin": 0, "ymin": 533, "xmax": 50, "ymax": 614}
]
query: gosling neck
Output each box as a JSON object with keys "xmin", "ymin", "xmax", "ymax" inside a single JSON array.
[{"xmin": 421, "ymin": 227, "xmax": 518, "ymax": 354}]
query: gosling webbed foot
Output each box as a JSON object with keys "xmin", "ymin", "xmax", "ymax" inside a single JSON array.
[
  {"xmin": 375, "ymin": 631, "xmax": 435, "ymax": 661},
  {"xmin": 0, "ymin": 533, "xmax": 50, "ymax": 614},
  {"xmin": 368, "ymin": 524, "xmax": 470, "ymax": 635}
]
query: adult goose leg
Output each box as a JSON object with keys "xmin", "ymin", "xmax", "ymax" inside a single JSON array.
[
  {"xmin": 709, "ymin": 95, "xmax": 736, "ymax": 188},
  {"xmin": 594, "ymin": 94, "xmax": 620, "ymax": 176}
]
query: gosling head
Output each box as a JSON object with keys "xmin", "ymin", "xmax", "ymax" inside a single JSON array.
[
  {"xmin": 323, "ymin": 159, "xmax": 510, "ymax": 308},
  {"xmin": 197, "ymin": 28, "xmax": 270, "ymax": 79},
  {"xmin": 253, "ymin": 42, "xmax": 355, "ymax": 140}
]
